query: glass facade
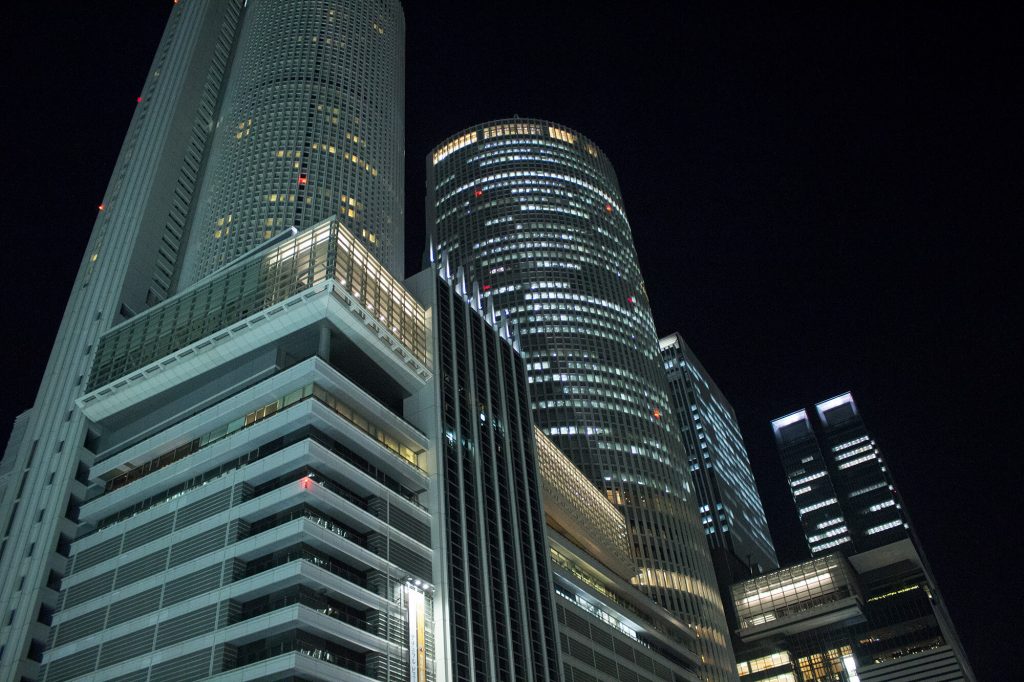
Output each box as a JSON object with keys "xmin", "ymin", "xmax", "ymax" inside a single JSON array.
[
  {"xmin": 89, "ymin": 218, "xmax": 428, "ymax": 391},
  {"xmin": 732, "ymin": 554, "xmax": 860, "ymax": 632},
  {"xmin": 772, "ymin": 393, "xmax": 909, "ymax": 556},
  {"xmin": 41, "ymin": 201, "xmax": 436, "ymax": 679},
  {"xmin": 661, "ymin": 333, "xmax": 778, "ymax": 573},
  {"xmin": 180, "ymin": 0, "xmax": 405, "ymax": 283},
  {"xmin": 427, "ymin": 118, "xmax": 734, "ymax": 681},
  {"xmin": 730, "ymin": 541, "xmax": 973, "ymax": 680},
  {"xmin": 431, "ymin": 275, "xmax": 560, "ymax": 682},
  {"xmin": 535, "ymin": 427, "xmax": 634, "ymax": 580}
]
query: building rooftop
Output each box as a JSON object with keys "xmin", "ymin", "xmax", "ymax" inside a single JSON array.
[{"xmin": 87, "ymin": 218, "xmax": 428, "ymax": 393}]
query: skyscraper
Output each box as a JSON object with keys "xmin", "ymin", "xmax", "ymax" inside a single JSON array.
[
  {"xmin": 179, "ymin": 0, "xmax": 405, "ymax": 284},
  {"xmin": 729, "ymin": 542, "xmax": 975, "ymax": 680},
  {"xmin": 0, "ymin": 2, "xmax": 404, "ymax": 679},
  {"xmin": 732, "ymin": 390, "xmax": 975, "ymax": 679},
  {"xmin": 771, "ymin": 392, "xmax": 909, "ymax": 556},
  {"xmin": 426, "ymin": 118, "xmax": 736, "ymax": 681},
  {"xmin": 660, "ymin": 333, "xmax": 777, "ymax": 575},
  {"xmin": 405, "ymin": 266, "xmax": 561, "ymax": 682},
  {"xmin": 40, "ymin": 219, "xmax": 436, "ymax": 681}
]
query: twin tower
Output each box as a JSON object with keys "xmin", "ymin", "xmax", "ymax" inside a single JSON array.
[{"xmin": 0, "ymin": 2, "xmax": 734, "ymax": 681}]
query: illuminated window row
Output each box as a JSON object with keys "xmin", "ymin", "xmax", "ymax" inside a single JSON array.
[
  {"xmin": 478, "ymin": 241, "xmax": 608, "ymax": 263},
  {"xmin": 596, "ymin": 440, "xmax": 673, "ymax": 462},
  {"xmin": 470, "ymin": 219, "xmax": 625, "ymax": 257},
  {"xmin": 848, "ymin": 482, "xmax": 888, "ymax": 498},
  {"xmin": 532, "ymin": 396, "xmax": 663, "ymax": 426},
  {"xmin": 530, "ymin": 371, "xmax": 650, "ymax": 398},
  {"xmin": 865, "ymin": 520, "xmax": 904, "ymax": 535},
  {"xmin": 796, "ymin": 646, "xmax": 857, "ymax": 682},
  {"xmin": 798, "ymin": 498, "xmax": 838, "ymax": 516},
  {"xmin": 518, "ymin": 203, "xmax": 589, "ymax": 218},
  {"xmin": 548, "ymin": 126, "xmax": 577, "ymax": 144},
  {"xmin": 527, "ymin": 360, "xmax": 653, "ymax": 393},
  {"xmin": 103, "ymin": 382, "xmax": 424, "ymax": 494},
  {"xmin": 831, "ymin": 435, "xmax": 870, "ymax": 452},
  {"xmin": 546, "ymin": 425, "xmax": 605, "ymax": 436},
  {"xmin": 481, "ymin": 122, "xmax": 545, "ymax": 139},
  {"xmin": 837, "ymin": 453, "xmax": 877, "ymax": 470},
  {"xmin": 478, "ymin": 135, "xmax": 595, "ymax": 160},
  {"xmin": 866, "ymin": 584, "xmax": 919, "ymax": 603},
  {"xmin": 810, "ymin": 537, "xmax": 850, "ymax": 552},
  {"xmin": 474, "ymin": 228, "xmax": 584, "ymax": 249},
  {"xmin": 517, "ymin": 324, "xmax": 659, "ymax": 360},
  {"xmin": 737, "ymin": 651, "xmax": 791, "ymax": 676},
  {"xmin": 432, "ymin": 130, "xmax": 477, "ymax": 164},
  {"xmin": 508, "ymin": 305, "xmax": 652, "ymax": 340},
  {"xmin": 807, "ymin": 526, "xmax": 849, "ymax": 543},
  {"xmin": 482, "ymin": 215, "xmax": 515, "ymax": 227},
  {"xmin": 476, "ymin": 153, "xmax": 605, "ymax": 184},
  {"xmin": 470, "ymin": 143, "xmax": 586, "ymax": 165},
  {"xmin": 480, "ymin": 249, "xmax": 637, "ymax": 282},
  {"xmin": 790, "ymin": 471, "xmax": 827, "ymax": 486},
  {"xmin": 833, "ymin": 443, "xmax": 874, "ymax": 461},
  {"xmin": 444, "ymin": 174, "xmax": 602, "ymax": 208},
  {"xmin": 476, "ymin": 152, "xmax": 579, "ymax": 168},
  {"xmin": 524, "ymin": 290, "xmax": 652, "ymax": 323},
  {"xmin": 437, "ymin": 169, "xmax": 622, "ymax": 216}
]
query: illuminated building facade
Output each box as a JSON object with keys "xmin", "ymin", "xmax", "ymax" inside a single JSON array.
[
  {"xmin": 729, "ymin": 541, "xmax": 974, "ymax": 681},
  {"xmin": 39, "ymin": 220, "xmax": 435, "ymax": 681},
  {"xmin": 1, "ymin": 1, "xmax": 406, "ymax": 678},
  {"xmin": 405, "ymin": 267, "xmax": 561, "ymax": 682},
  {"xmin": 771, "ymin": 393, "xmax": 909, "ymax": 557},
  {"xmin": 0, "ymin": 3, "xmax": 248, "ymax": 677},
  {"xmin": 426, "ymin": 119, "xmax": 735, "ymax": 681},
  {"xmin": 660, "ymin": 333, "xmax": 777, "ymax": 577},
  {"xmin": 537, "ymin": 427, "xmax": 704, "ymax": 682},
  {"xmin": 179, "ymin": 0, "xmax": 405, "ymax": 284},
  {"xmin": 751, "ymin": 392, "xmax": 975, "ymax": 680}
]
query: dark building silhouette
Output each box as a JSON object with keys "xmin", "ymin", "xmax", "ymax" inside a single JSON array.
[{"xmin": 772, "ymin": 393, "xmax": 908, "ymax": 556}]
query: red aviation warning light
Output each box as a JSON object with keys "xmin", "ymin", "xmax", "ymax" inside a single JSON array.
[
  {"xmin": 605, "ymin": 203, "xmax": 613, "ymax": 213},
  {"xmin": 301, "ymin": 476, "xmax": 313, "ymax": 490},
  {"xmin": 473, "ymin": 188, "xmax": 483, "ymax": 197}
]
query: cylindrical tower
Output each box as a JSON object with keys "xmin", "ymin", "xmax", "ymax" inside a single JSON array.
[
  {"xmin": 427, "ymin": 119, "xmax": 737, "ymax": 681},
  {"xmin": 180, "ymin": 0, "xmax": 405, "ymax": 284}
]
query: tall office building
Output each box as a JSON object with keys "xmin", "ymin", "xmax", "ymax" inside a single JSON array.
[
  {"xmin": 771, "ymin": 393, "xmax": 909, "ymax": 556},
  {"xmin": 730, "ymin": 541, "xmax": 975, "ymax": 681},
  {"xmin": 35, "ymin": 210, "xmax": 703, "ymax": 682},
  {"xmin": 179, "ymin": 0, "xmax": 405, "ymax": 284},
  {"xmin": 41, "ymin": 220, "xmax": 436, "ymax": 681},
  {"xmin": 759, "ymin": 392, "xmax": 975, "ymax": 680},
  {"xmin": 0, "ymin": 2, "xmax": 404, "ymax": 679},
  {"xmin": 537, "ymin": 427, "xmax": 705, "ymax": 682},
  {"xmin": 660, "ymin": 333, "xmax": 777, "ymax": 575},
  {"xmin": 427, "ymin": 118, "xmax": 736, "ymax": 681},
  {"xmin": 405, "ymin": 266, "xmax": 561, "ymax": 682}
]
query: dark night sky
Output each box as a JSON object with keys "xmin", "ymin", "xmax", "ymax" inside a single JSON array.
[{"xmin": 1, "ymin": 2, "xmax": 1018, "ymax": 677}]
